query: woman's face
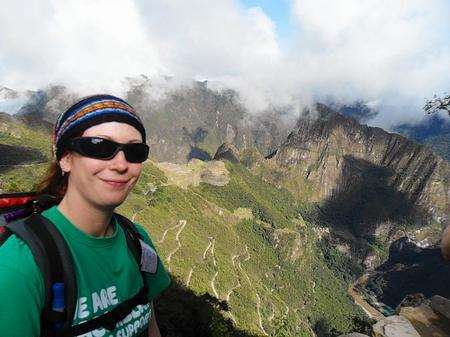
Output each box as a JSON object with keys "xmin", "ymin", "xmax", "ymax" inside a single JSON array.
[{"xmin": 60, "ymin": 121, "xmax": 144, "ymax": 210}]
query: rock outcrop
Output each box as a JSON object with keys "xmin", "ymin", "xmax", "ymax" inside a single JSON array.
[
  {"xmin": 431, "ymin": 295, "xmax": 450, "ymax": 321},
  {"xmin": 342, "ymin": 295, "xmax": 450, "ymax": 336},
  {"xmin": 213, "ymin": 142, "xmax": 240, "ymax": 163},
  {"xmin": 372, "ymin": 315, "xmax": 421, "ymax": 337},
  {"xmin": 399, "ymin": 303, "xmax": 450, "ymax": 337}
]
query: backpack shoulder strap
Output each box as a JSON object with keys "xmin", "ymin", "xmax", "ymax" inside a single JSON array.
[
  {"xmin": 115, "ymin": 214, "xmax": 159, "ymax": 275},
  {"xmin": 5, "ymin": 215, "xmax": 78, "ymax": 335},
  {"xmin": 114, "ymin": 213, "xmax": 143, "ymax": 268}
]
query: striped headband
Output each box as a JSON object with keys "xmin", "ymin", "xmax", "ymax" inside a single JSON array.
[{"xmin": 53, "ymin": 94, "xmax": 146, "ymax": 160}]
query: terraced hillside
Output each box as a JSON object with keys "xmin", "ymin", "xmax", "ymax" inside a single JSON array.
[{"xmin": 0, "ymin": 122, "xmax": 367, "ymax": 336}]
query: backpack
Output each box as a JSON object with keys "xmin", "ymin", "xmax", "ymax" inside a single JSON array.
[{"xmin": 0, "ymin": 192, "xmax": 152, "ymax": 337}]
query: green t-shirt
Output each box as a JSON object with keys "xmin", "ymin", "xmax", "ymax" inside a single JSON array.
[{"xmin": 0, "ymin": 206, "xmax": 171, "ymax": 337}]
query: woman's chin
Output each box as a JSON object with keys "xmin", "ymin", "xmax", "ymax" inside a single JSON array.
[{"xmin": 99, "ymin": 194, "xmax": 128, "ymax": 210}]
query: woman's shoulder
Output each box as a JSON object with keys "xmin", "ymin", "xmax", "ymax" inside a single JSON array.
[
  {"xmin": 0, "ymin": 232, "xmax": 46, "ymax": 336},
  {"xmin": 0, "ymin": 233, "xmax": 44, "ymax": 288}
]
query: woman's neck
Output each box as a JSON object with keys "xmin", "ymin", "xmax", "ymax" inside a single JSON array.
[{"xmin": 58, "ymin": 192, "xmax": 114, "ymax": 237}]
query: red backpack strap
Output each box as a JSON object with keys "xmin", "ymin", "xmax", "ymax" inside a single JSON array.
[{"xmin": 0, "ymin": 193, "xmax": 56, "ymax": 223}]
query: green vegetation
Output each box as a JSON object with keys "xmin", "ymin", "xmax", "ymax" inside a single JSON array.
[
  {"xmin": 0, "ymin": 163, "xmax": 49, "ymax": 192},
  {"xmin": 0, "ymin": 122, "xmax": 52, "ymax": 192},
  {"xmin": 0, "ymin": 121, "xmax": 52, "ymax": 158},
  {"xmin": 318, "ymin": 238, "xmax": 364, "ymax": 283},
  {"xmin": 119, "ymin": 161, "xmax": 366, "ymax": 336},
  {"xmin": 196, "ymin": 163, "xmax": 301, "ymax": 228},
  {"xmin": 252, "ymin": 162, "xmax": 317, "ymax": 206}
]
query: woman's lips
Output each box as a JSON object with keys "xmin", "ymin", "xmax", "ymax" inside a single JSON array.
[{"xmin": 101, "ymin": 179, "xmax": 129, "ymax": 188}]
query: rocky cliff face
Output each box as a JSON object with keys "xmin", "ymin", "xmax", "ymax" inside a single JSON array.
[{"xmin": 271, "ymin": 104, "xmax": 449, "ymax": 233}]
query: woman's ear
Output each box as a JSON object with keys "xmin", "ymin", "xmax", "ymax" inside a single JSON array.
[{"xmin": 59, "ymin": 152, "xmax": 72, "ymax": 174}]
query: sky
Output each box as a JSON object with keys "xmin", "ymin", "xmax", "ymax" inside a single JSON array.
[{"xmin": 0, "ymin": 0, "xmax": 449, "ymax": 128}]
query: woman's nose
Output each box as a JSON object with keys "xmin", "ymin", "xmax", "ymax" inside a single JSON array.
[{"xmin": 110, "ymin": 150, "xmax": 128, "ymax": 171}]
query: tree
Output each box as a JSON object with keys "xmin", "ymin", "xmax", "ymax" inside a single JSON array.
[{"xmin": 424, "ymin": 94, "xmax": 450, "ymax": 115}]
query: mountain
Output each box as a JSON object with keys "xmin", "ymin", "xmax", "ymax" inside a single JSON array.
[
  {"xmin": 393, "ymin": 114, "xmax": 450, "ymax": 161},
  {"xmin": 327, "ymin": 100, "xmax": 379, "ymax": 124},
  {"xmin": 0, "ymin": 86, "xmax": 33, "ymax": 116},
  {"xmin": 0, "ymin": 112, "xmax": 51, "ymax": 192},
  {"xmin": 14, "ymin": 85, "xmax": 78, "ymax": 130},
  {"xmin": 126, "ymin": 80, "xmax": 293, "ymax": 163},
  {"xmin": 262, "ymin": 104, "xmax": 449, "ymax": 269},
  {"xmin": 0, "ymin": 86, "xmax": 19, "ymax": 100}
]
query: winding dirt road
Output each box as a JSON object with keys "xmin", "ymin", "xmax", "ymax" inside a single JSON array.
[
  {"xmin": 256, "ymin": 293, "xmax": 269, "ymax": 336},
  {"xmin": 209, "ymin": 239, "xmax": 220, "ymax": 298},
  {"xmin": 166, "ymin": 220, "xmax": 187, "ymax": 271},
  {"xmin": 158, "ymin": 220, "xmax": 184, "ymax": 244},
  {"xmin": 185, "ymin": 268, "xmax": 194, "ymax": 286},
  {"xmin": 186, "ymin": 236, "xmax": 214, "ymax": 287}
]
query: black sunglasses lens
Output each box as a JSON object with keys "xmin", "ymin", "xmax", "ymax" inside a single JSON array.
[
  {"xmin": 75, "ymin": 138, "xmax": 118, "ymax": 159},
  {"xmin": 70, "ymin": 138, "xmax": 149, "ymax": 163},
  {"xmin": 123, "ymin": 143, "xmax": 149, "ymax": 163}
]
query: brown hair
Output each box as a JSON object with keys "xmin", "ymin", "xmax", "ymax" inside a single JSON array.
[
  {"xmin": 36, "ymin": 160, "xmax": 68, "ymax": 202},
  {"xmin": 38, "ymin": 129, "xmax": 83, "ymax": 201}
]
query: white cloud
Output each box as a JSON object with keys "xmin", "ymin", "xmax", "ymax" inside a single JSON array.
[
  {"xmin": 291, "ymin": 0, "xmax": 450, "ymax": 127},
  {"xmin": 0, "ymin": 0, "xmax": 449, "ymax": 128},
  {"xmin": 0, "ymin": 0, "xmax": 164, "ymax": 94}
]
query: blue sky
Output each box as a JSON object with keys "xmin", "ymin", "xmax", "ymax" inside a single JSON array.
[{"xmin": 242, "ymin": 0, "xmax": 294, "ymax": 47}]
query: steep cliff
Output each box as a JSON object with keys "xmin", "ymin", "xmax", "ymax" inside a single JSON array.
[{"xmin": 270, "ymin": 105, "xmax": 450, "ymax": 223}]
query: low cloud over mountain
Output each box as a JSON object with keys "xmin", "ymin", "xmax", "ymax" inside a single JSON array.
[{"xmin": 1, "ymin": 0, "xmax": 449, "ymax": 129}]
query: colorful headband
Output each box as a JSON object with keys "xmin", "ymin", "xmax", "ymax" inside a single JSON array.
[{"xmin": 53, "ymin": 94, "xmax": 146, "ymax": 160}]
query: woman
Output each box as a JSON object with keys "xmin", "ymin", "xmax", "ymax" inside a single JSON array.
[{"xmin": 0, "ymin": 95, "xmax": 171, "ymax": 337}]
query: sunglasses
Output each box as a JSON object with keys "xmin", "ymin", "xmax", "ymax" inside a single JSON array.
[{"xmin": 67, "ymin": 137, "xmax": 149, "ymax": 163}]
